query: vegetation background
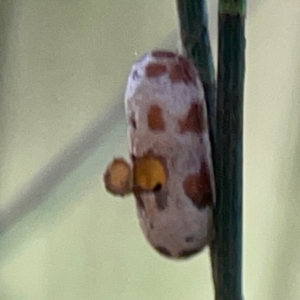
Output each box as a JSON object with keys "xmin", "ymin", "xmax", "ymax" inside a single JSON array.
[{"xmin": 0, "ymin": 0, "xmax": 299, "ymax": 299}]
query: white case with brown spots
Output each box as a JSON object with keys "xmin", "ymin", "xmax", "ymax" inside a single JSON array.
[{"xmin": 125, "ymin": 51, "xmax": 215, "ymax": 258}]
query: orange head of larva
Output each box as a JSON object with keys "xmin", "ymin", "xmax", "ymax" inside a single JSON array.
[{"xmin": 133, "ymin": 155, "xmax": 168, "ymax": 192}]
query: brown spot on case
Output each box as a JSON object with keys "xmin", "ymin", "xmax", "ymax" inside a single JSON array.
[
  {"xmin": 145, "ymin": 63, "xmax": 167, "ymax": 78},
  {"xmin": 147, "ymin": 105, "xmax": 165, "ymax": 131},
  {"xmin": 169, "ymin": 57, "xmax": 196, "ymax": 85},
  {"xmin": 183, "ymin": 161, "xmax": 213, "ymax": 210},
  {"xmin": 184, "ymin": 236, "xmax": 195, "ymax": 243},
  {"xmin": 179, "ymin": 103, "xmax": 206, "ymax": 134},
  {"xmin": 152, "ymin": 50, "xmax": 176, "ymax": 59},
  {"xmin": 169, "ymin": 64, "xmax": 184, "ymax": 83},
  {"xmin": 198, "ymin": 161, "xmax": 214, "ymax": 207},
  {"xmin": 178, "ymin": 56, "xmax": 196, "ymax": 85}
]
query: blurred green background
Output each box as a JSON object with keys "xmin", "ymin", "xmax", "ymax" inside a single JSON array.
[{"xmin": 1, "ymin": 0, "xmax": 300, "ymax": 299}]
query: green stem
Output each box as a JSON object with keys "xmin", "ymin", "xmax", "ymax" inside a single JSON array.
[
  {"xmin": 213, "ymin": 1, "xmax": 246, "ymax": 299},
  {"xmin": 176, "ymin": 1, "xmax": 245, "ymax": 298},
  {"xmin": 176, "ymin": 0, "xmax": 216, "ymax": 151},
  {"xmin": 176, "ymin": 0, "xmax": 218, "ymax": 293}
]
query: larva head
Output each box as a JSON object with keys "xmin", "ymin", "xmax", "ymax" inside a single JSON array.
[{"xmin": 133, "ymin": 154, "xmax": 168, "ymax": 192}]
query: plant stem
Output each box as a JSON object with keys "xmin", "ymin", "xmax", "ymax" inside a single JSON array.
[
  {"xmin": 176, "ymin": 0, "xmax": 218, "ymax": 293},
  {"xmin": 176, "ymin": 0, "xmax": 245, "ymax": 298},
  {"xmin": 176, "ymin": 0, "xmax": 216, "ymax": 151},
  {"xmin": 213, "ymin": 0, "xmax": 246, "ymax": 299}
]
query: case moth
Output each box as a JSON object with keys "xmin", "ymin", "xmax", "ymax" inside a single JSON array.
[{"xmin": 104, "ymin": 50, "xmax": 215, "ymax": 259}]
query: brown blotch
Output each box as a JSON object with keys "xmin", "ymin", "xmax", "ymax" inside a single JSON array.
[
  {"xmin": 152, "ymin": 50, "xmax": 176, "ymax": 59},
  {"xmin": 179, "ymin": 103, "xmax": 206, "ymax": 134},
  {"xmin": 179, "ymin": 56, "xmax": 197, "ymax": 85},
  {"xmin": 183, "ymin": 174, "xmax": 201, "ymax": 207},
  {"xmin": 169, "ymin": 57, "xmax": 196, "ymax": 85},
  {"xmin": 185, "ymin": 236, "xmax": 194, "ymax": 243},
  {"xmin": 177, "ymin": 247, "xmax": 200, "ymax": 258},
  {"xmin": 169, "ymin": 64, "xmax": 184, "ymax": 83},
  {"xmin": 183, "ymin": 161, "xmax": 214, "ymax": 210},
  {"xmin": 147, "ymin": 105, "xmax": 165, "ymax": 131},
  {"xmin": 155, "ymin": 246, "xmax": 172, "ymax": 257},
  {"xmin": 199, "ymin": 161, "xmax": 214, "ymax": 207},
  {"xmin": 145, "ymin": 63, "xmax": 167, "ymax": 78}
]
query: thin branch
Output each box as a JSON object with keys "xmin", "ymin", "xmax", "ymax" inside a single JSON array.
[
  {"xmin": 177, "ymin": 0, "xmax": 246, "ymax": 299},
  {"xmin": 176, "ymin": 0, "xmax": 219, "ymax": 292},
  {"xmin": 213, "ymin": 0, "xmax": 246, "ymax": 299},
  {"xmin": 176, "ymin": 0, "xmax": 216, "ymax": 151}
]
